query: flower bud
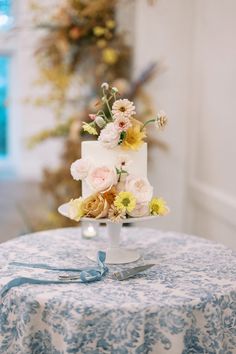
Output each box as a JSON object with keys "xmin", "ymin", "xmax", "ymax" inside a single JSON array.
[
  {"xmin": 111, "ymin": 86, "xmax": 119, "ymax": 93},
  {"xmin": 95, "ymin": 116, "xmax": 106, "ymax": 128},
  {"xmin": 101, "ymin": 82, "xmax": 109, "ymax": 90}
]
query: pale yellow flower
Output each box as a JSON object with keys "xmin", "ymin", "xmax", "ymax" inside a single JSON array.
[
  {"xmin": 114, "ymin": 191, "xmax": 136, "ymax": 213},
  {"xmin": 68, "ymin": 198, "xmax": 84, "ymax": 222},
  {"xmin": 149, "ymin": 197, "xmax": 169, "ymax": 216},
  {"xmin": 82, "ymin": 122, "xmax": 98, "ymax": 135}
]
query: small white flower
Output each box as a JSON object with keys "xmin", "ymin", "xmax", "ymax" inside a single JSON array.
[
  {"xmin": 95, "ymin": 116, "xmax": 106, "ymax": 128},
  {"xmin": 101, "ymin": 82, "xmax": 109, "ymax": 90},
  {"xmin": 112, "ymin": 99, "xmax": 136, "ymax": 119},
  {"xmin": 70, "ymin": 158, "xmax": 91, "ymax": 180},
  {"xmin": 156, "ymin": 110, "xmax": 168, "ymax": 129},
  {"xmin": 116, "ymin": 154, "xmax": 133, "ymax": 171}
]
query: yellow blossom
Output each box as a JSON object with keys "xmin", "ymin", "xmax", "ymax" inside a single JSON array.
[
  {"xmin": 68, "ymin": 198, "xmax": 84, "ymax": 222},
  {"xmin": 82, "ymin": 122, "xmax": 98, "ymax": 135},
  {"xmin": 114, "ymin": 191, "xmax": 136, "ymax": 213},
  {"xmin": 121, "ymin": 121, "xmax": 146, "ymax": 151},
  {"xmin": 102, "ymin": 48, "xmax": 118, "ymax": 65},
  {"xmin": 93, "ymin": 26, "xmax": 106, "ymax": 37},
  {"xmin": 106, "ymin": 20, "xmax": 116, "ymax": 29},
  {"xmin": 149, "ymin": 198, "xmax": 169, "ymax": 216}
]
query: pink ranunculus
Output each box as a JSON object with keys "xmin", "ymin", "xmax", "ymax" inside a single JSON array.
[
  {"xmin": 98, "ymin": 122, "xmax": 120, "ymax": 149},
  {"xmin": 86, "ymin": 166, "xmax": 118, "ymax": 192},
  {"xmin": 125, "ymin": 175, "xmax": 153, "ymax": 203},
  {"xmin": 114, "ymin": 116, "xmax": 131, "ymax": 132},
  {"xmin": 70, "ymin": 158, "xmax": 92, "ymax": 181},
  {"xmin": 128, "ymin": 202, "xmax": 149, "ymax": 217}
]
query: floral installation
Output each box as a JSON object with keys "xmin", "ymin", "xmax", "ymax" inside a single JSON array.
[
  {"xmin": 67, "ymin": 153, "xmax": 169, "ymax": 223},
  {"xmin": 82, "ymin": 83, "xmax": 168, "ymax": 151}
]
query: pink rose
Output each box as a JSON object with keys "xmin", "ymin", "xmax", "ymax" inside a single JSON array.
[
  {"xmin": 125, "ymin": 175, "xmax": 153, "ymax": 203},
  {"xmin": 114, "ymin": 116, "xmax": 131, "ymax": 132},
  {"xmin": 86, "ymin": 166, "xmax": 118, "ymax": 192},
  {"xmin": 128, "ymin": 202, "xmax": 149, "ymax": 217},
  {"xmin": 70, "ymin": 158, "xmax": 91, "ymax": 181},
  {"xmin": 98, "ymin": 122, "xmax": 120, "ymax": 149}
]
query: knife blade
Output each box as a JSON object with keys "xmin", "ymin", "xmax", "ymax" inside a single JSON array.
[{"xmin": 112, "ymin": 264, "xmax": 155, "ymax": 281}]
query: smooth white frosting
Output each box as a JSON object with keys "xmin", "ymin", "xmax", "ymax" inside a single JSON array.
[{"xmin": 81, "ymin": 141, "xmax": 147, "ymax": 197}]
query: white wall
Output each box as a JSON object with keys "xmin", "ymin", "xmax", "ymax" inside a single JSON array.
[
  {"xmin": 187, "ymin": 0, "xmax": 236, "ymax": 249},
  {"xmin": 134, "ymin": 0, "xmax": 193, "ymax": 232}
]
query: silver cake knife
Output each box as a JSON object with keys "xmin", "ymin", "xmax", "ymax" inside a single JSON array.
[{"xmin": 112, "ymin": 264, "xmax": 155, "ymax": 281}]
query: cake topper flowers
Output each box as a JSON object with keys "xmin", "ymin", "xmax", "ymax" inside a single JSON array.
[{"xmin": 82, "ymin": 82, "xmax": 168, "ymax": 151}]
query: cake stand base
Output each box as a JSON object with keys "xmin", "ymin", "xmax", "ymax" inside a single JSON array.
[
  {"xmin": 86, "ymin": 222, "xmax": 140, "ymax": 264},
  {"xmin": 58, "ymin": 203, "xmax": 159, "ymax": 264},
  {"xmin": 87, "ymin": 248, "xmax": 140, "ymax": 264}
]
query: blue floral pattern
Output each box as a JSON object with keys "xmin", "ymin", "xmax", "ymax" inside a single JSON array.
[{"xmin": 0, "ymin": 227, "xmax": 235, "ymax": 354}]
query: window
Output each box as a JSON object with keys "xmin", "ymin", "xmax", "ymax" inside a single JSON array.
[
  {"xmin": 0, "ymin": 55, "xmax": 9, "ymax": 157},
  {"xmin": 0, "ymin": 0, "xmax": 13, "ymax": 169},
  {"xmin": 0, "ymin": 0, "xmax": 12, "ymax": 31}
]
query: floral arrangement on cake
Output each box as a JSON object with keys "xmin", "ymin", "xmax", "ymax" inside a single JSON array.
[
  {"xmin": 81, "ymin": 82, "xmax": 167, "ymax": 151},
  {"xmin": 67, "ymin": 83, "xmax": 169, "ymax": 222}
]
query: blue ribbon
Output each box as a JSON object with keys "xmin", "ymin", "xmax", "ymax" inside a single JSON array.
[{"xmin": 0, "ymin": 251, "xmax": 108, "ymax": 298}]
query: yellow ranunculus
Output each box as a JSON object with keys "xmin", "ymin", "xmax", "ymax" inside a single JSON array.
[
  {"xmin": 82, "ymin": 122, "xmax": 98, "ymax": 135},
  {"xmin": 68, "ymin": 198, "xmax": 84, "ymax": 222},
  {"xmin": 102, "ymin": 48, "xmax": 118, "ymax": 65},
  {"xmin": 114, "ymin": 191, "xmax": 136, "ymax": 213},
  {"xmin": 121, "ymin": 121, "xmax": 146, "ymax": 151},
  {"xmin": 149, "ymin": 197, "xmax": 169, "ymax": 216}
]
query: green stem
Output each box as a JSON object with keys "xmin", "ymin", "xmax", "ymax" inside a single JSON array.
[{"xmin": 141, "ymin": 118, "xmax": 156, "ymax": 131}]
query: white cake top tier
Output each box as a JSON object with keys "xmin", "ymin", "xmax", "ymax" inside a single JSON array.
[{"xmin": 81, "ymin": 141, "xmax": 147, "ymax": 197}]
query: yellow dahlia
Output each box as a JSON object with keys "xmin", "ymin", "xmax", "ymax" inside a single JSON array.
[
  {"xmin": 149, "ymin": 197, "xmax": 169, "ymax": 216},
  {"xmin": 114, "ymin": 191, "xmax": 136, "ymax": 213},
  {"xmin": 121, "ymin": 121, "xmax": 146, "ymax": 151}
]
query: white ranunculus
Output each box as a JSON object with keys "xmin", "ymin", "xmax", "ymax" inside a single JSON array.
[
  {"xmin": 98, "ymin": 122, "xmax": 120, "ymax": 149},
  {"xmin": 128, "ymin": 202, "xmax": 149, "ymax": 217},
  {"xmin": 125, "ymin": 175, "xmax": 153, "ymax": 203},
  {"xmin": 86, "ymin": 166, "xmax": 118, "ymax": 193},
  {"xmin": 70, "ymin": 158, "xmax": 91, "ymax": 181}
]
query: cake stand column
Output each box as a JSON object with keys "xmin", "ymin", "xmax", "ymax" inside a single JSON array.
[{"xmin": 104, "ymin": 222, "xmax": 140, "ymax": 264}]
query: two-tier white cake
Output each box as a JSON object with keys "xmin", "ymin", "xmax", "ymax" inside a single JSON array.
[{"xmin": 65, "ymin": 83, "xmax": 168, "ymax": 222}]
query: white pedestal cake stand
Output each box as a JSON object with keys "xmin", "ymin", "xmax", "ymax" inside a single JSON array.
[{"xmin": 58, "ymin": 203, "xmax": 158, "ymax": 264}]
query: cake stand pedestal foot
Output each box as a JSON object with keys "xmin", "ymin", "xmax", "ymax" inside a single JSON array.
[{"xmin": 86, "ymin": 222, "xmax": 140, "ymax": 264}]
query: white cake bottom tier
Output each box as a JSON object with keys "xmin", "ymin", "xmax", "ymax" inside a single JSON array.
[{"xmin": 81, "ymin": 141, "xmax": 147, "ymax": 197}]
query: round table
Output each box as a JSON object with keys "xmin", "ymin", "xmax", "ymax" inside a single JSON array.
[{"xmin": 0, "ymin": 227, "xmax": 236, "ymax": 354}]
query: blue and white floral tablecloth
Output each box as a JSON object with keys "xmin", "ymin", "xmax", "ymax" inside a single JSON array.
[{"xmin": 0, "ymin": 227, "xmax": 236, "ymax": 354}]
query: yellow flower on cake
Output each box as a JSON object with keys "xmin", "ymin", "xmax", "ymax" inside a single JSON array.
[
  {"xmin": 82, "ymin": 122, "xmax": 98, "ymax": 135},
  {"xmin": 149, "ymin": 197, "xmax": 169, "ymax": 216},
  {"xmin": 121, "ymin": 120, "xmax": 146, "ymax": 151},
  {"xmin": 68, "ymin": 198, "xmax": 84, "ymax": 221},
  {"xmin": 114, "ymin": 191, "xmax": 136, "ymax": 213}
]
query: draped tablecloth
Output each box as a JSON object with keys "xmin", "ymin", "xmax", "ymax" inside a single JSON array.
[{"xmin": 0, "ymin": 227, "xmax": 236, "ymax": 354}]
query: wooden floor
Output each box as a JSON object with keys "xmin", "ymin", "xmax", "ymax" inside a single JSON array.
[{"xmin": 0, "ymin": 181, "xmax": 47, "ymax": 243}]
